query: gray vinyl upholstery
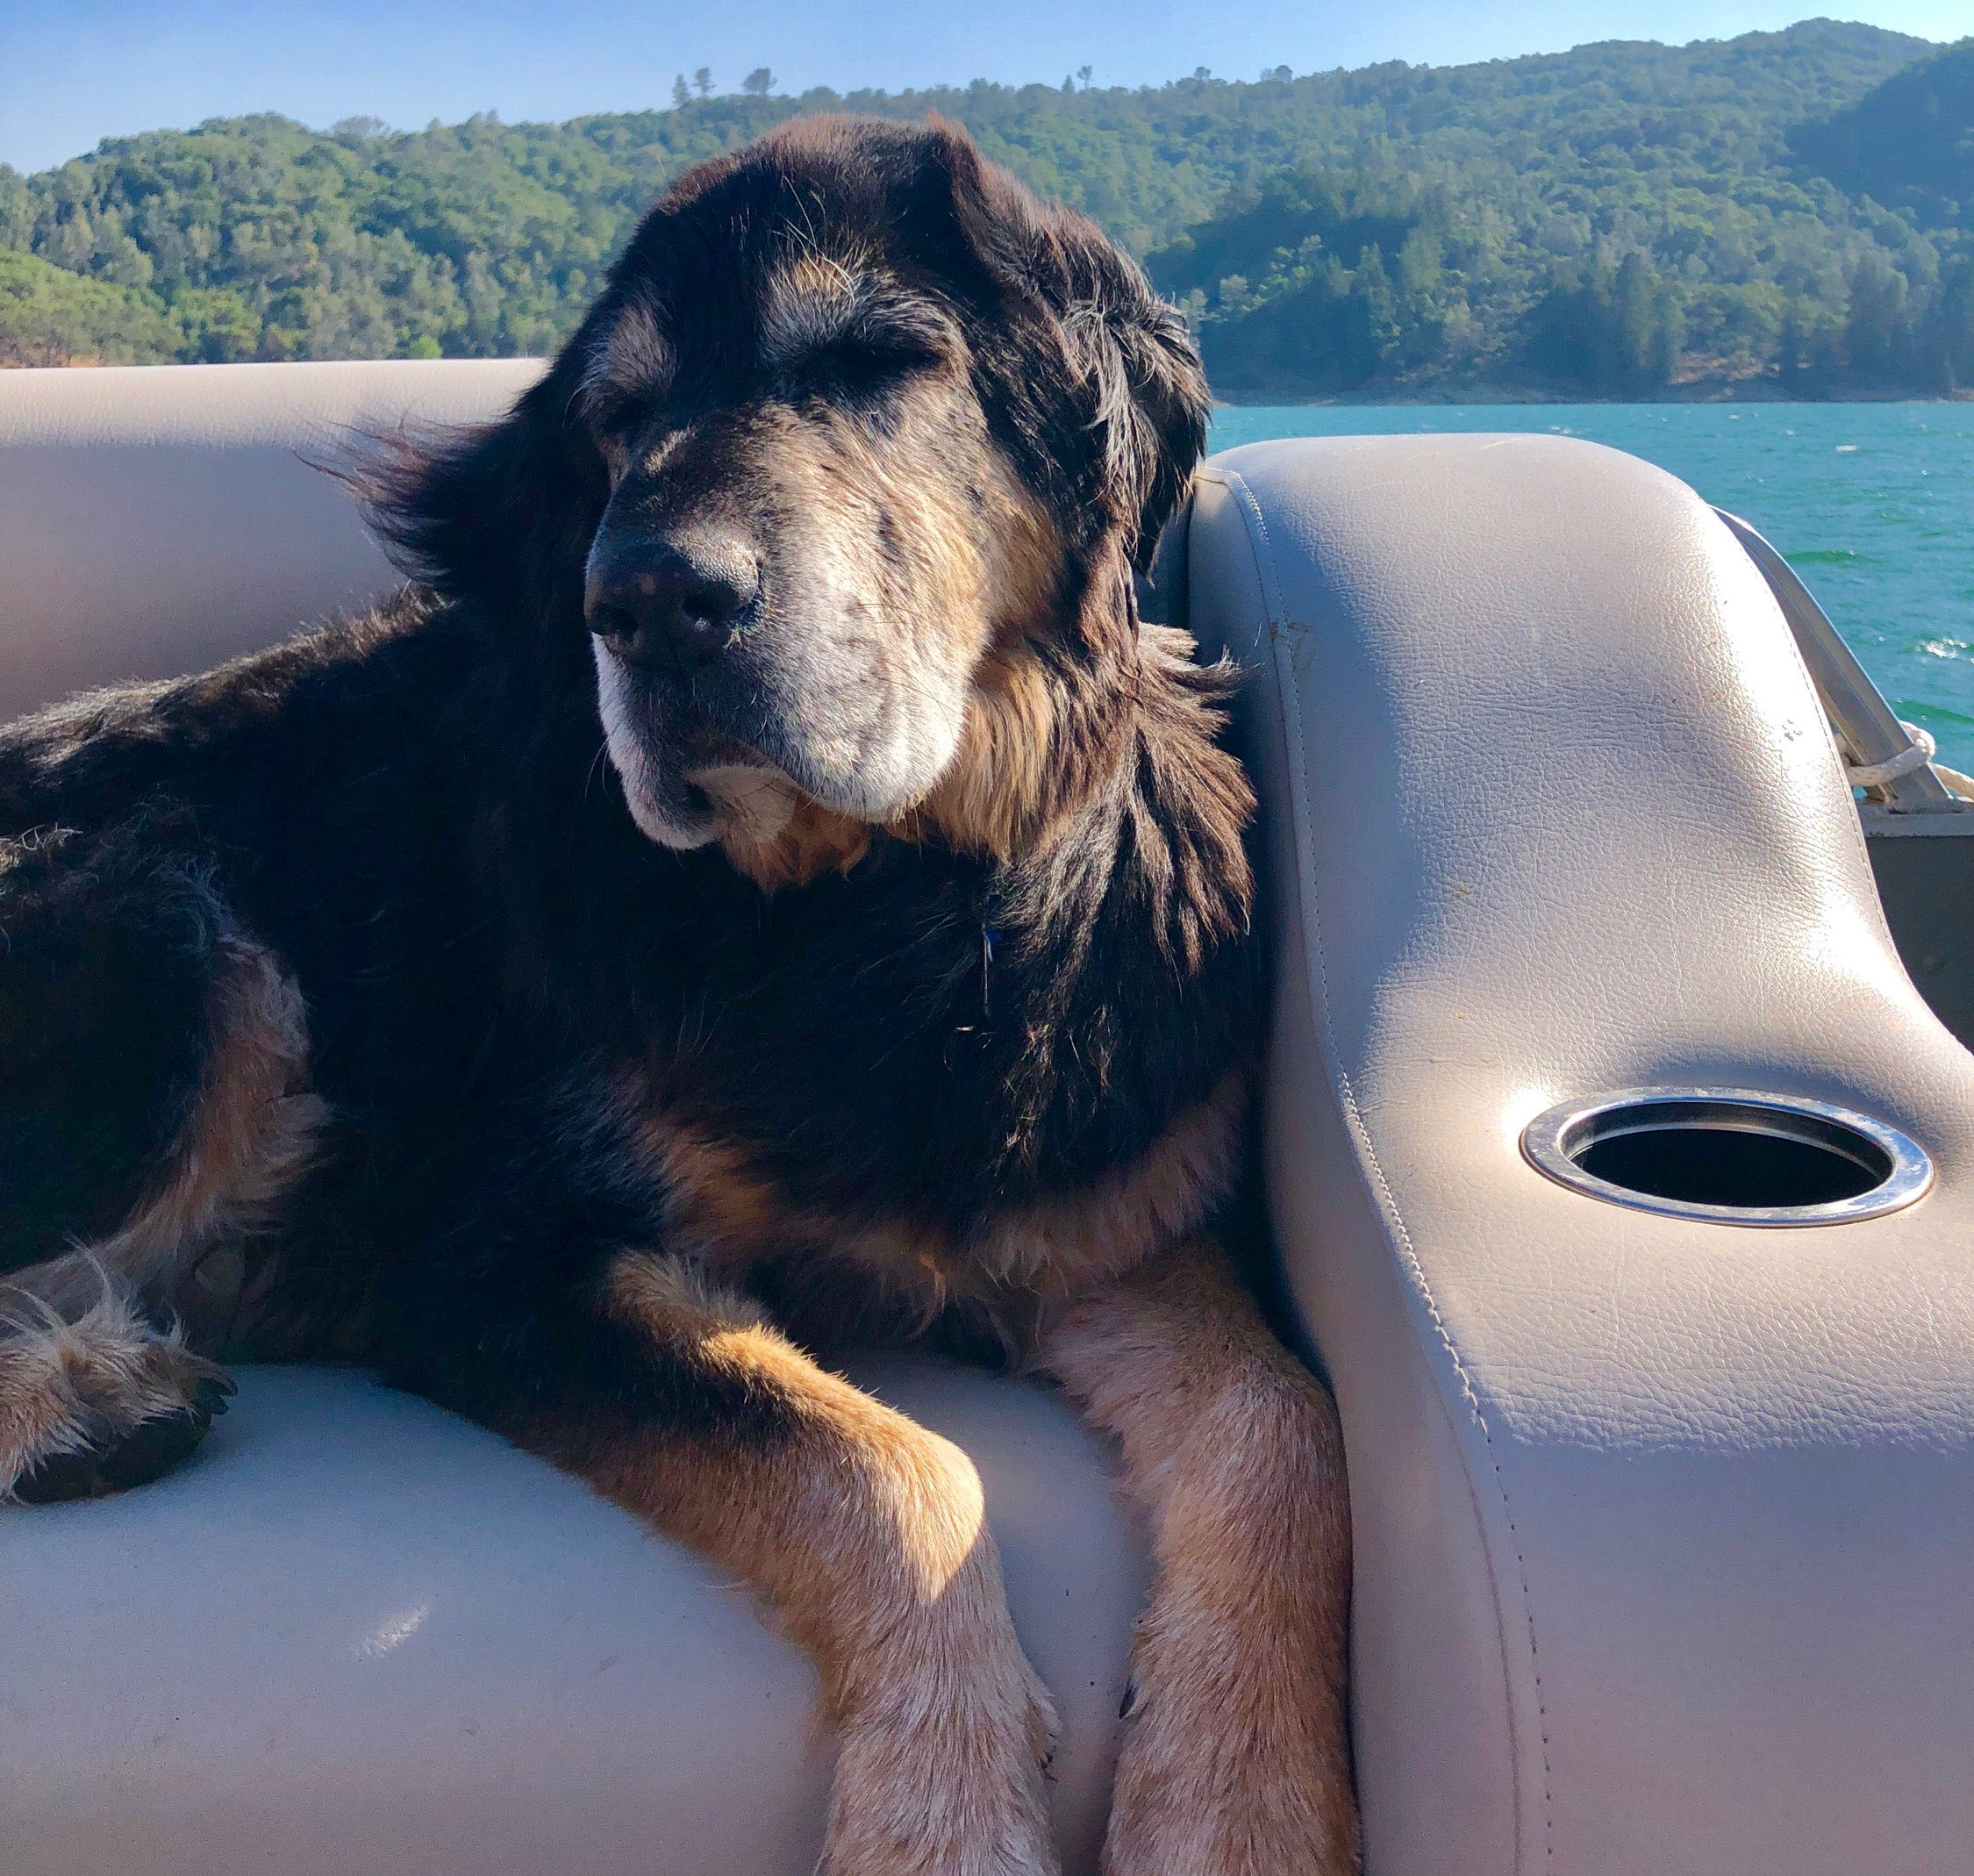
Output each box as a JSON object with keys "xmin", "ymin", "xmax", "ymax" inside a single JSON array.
[
  {"xmin": 0, "ymin": 363, "xmax": 1140, "ymax": 1876},
  {"xmin": 0, "ymin": 359, "xmax": 542, "ymax": 722},
  {"xmin": 1192, "ymin": 437, "xmax": 1974, "ymax": 1875},
  {"xmin": 0, "ymin": 1360, "xmax": 1144, "ymax": 1876}
]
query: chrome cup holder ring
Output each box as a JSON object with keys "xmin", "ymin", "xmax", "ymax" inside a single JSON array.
[{"xmin": 1520, "ymin": 1087, "xmax": 1933, "ymax": 1227}]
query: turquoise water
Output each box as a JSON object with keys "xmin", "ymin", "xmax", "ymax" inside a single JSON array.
[{"xmin": 1209, "ymin": 404, "xmax": 1974, "ymax": 772}]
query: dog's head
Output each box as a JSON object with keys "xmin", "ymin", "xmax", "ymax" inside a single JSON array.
[{"xmin": 377, "ymin": 118, "xmax": 1210, "ymax": 872}]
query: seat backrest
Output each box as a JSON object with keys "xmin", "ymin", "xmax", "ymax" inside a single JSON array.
[{"xmin": 0, "ymin": 359, "xmax": 542, "ymax": 722}]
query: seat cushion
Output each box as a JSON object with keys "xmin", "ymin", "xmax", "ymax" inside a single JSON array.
[
  {"xmin": 0, "ymin": 359, "xmax": 541, "ymax": 723},
  {"xmin": 0, "ymin": 1360, "xmax": 1146, "ymax": 1876}
]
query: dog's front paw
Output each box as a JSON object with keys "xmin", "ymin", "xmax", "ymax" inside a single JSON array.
[
  {"xmin": 1101, "ymin": 1686, "xmax": 1359, "ymax": 1876},
  {"xmin": 1, "ymin": 1289, "xmax": 233, "ymax": 1503},
  {"xmin": 820, "ymin": 1641, "xmax": 1061, "ymax": 1876}
]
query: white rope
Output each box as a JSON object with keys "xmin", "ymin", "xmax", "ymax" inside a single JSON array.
[
  {"xmin": 1935, "ymin": 762, "xmax": 1974, "ymax": 802},
  {"xmin": 1846, "ymin": 720, "xmax": 1936, "ymax": 791}
]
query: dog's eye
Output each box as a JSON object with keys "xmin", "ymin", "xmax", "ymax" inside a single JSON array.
[
  {"xmin": 583, "ymin": 395, "xmax": 671, "ymax": 474},
  {"xmin": 831, "ymin": 334, "xmax": 940, "ymax": 377},
  {"xmin": 805, "ymin": 333, "xmax": 947, "ymax": 405}
]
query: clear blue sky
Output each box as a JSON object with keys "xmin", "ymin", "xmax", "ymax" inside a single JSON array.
[{"xmin": 1, "ymin": 3, "xmax": 1962, "ymax": 175}]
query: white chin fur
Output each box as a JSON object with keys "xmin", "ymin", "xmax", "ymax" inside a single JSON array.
[
  {"xmin": 622, "ymin": 783, "xmax": 718, "ymax": 850},
  {"xmin": 592, "ymin": 643, "xmax": 715, "ymax": 849},
  {"xmin": 687, "ymin": 763, "xmax": 801, "ymax": 847}
]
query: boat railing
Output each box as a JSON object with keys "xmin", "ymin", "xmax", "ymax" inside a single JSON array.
[{"xmin": 1717, "ymin": 507, "xmax": 1974, "ymax": 816}]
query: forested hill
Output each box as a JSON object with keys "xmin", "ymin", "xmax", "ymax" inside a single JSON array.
[
  {"xmin": 1153, "ymin": 33, "xmax": 1974, "ymax": 397},
  {"xmin": 3, "ymin": 19, "xmax": 1970, "ymax": 398}
]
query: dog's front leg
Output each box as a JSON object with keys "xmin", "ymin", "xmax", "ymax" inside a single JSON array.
[
  {"xmin": 1041, "ymin": 1242, "xmax": 1359, "ymax": 1876},
  {"xmin": 443, "ymin": 1249, "xmax": 1059, "ymax": 1876}
]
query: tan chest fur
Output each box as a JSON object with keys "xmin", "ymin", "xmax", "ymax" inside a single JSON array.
[{"xmin": 620, "ymin": 1068, "xmax": 1248, "ymax": 1327}]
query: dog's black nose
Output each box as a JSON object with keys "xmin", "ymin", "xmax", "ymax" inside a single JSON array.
[{"xmin": 587, "ymin": 534, "xmax": 761, "ymax": 669}]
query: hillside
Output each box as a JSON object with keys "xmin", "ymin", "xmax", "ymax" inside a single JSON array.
[
  {"xmin": 1791, "ymin": 39, "xmax": 1974, "ymax": 229},
  {"xmin": 1148, "ymin": 28, "xmax": 1973, "ymax": 397},
  {"xmin": 1, "ymin": 19, "xmax": 1969, "ymax": 397}
]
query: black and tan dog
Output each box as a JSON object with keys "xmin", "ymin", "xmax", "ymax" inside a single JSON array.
[{"xmin": 0, "ymin": 118, "xmax": 1355, "ymax": 1874}]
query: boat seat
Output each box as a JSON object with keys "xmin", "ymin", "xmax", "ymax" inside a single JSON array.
[
  {"xmin": 4, "ymin": 363, "xmax": 1973, "ymax": 1876},
  {"xmin": 0, "ymin": 1359, "xmax": 1143, "ymax": 1876},
  {"xmin": 0, "ymin": 359, "xmax": 537, "ymax": 723}
]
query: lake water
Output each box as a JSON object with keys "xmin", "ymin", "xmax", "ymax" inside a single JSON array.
[{"xmin": 1209, "ymin": 403, "xmax": 1974, "ymax": 772}]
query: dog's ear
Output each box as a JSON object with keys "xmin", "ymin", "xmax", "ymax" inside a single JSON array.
[
  {"xmin": 933, "ymin": 123, "xmax": 1209, "ymax": 576},
  {"xmin": 354, "ymin": 354, "xmax": 609, "ymax": 629},
  {"xmin": 1054, "ymin": 266, "xmax": 1209, "ymax": 575}
]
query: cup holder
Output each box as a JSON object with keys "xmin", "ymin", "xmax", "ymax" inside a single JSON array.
[{"xmin": 1520, "ymin": 1088, "xmax": 1931, "ymax": 1226}]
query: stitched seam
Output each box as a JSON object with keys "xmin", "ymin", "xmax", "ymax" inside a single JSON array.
[{"xmin": 1218, "ymin": 464, "xmax": 1556, "ymax": 1869}]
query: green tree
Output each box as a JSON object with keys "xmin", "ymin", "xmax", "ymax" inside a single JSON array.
[
  {"xmin": 1844, "ymin": 254, "xmax": 1910, "ymax": 378},
  {"xmin": 1926, "ymin": 261, "xmax": 1974, "ymax": 390},
  {"xmin": 0, "ymin": 248, "xmax": 178, "ymax": 363},
  {"xmin": 170, "ymin": 285, "xmax": 261, "ymax": 362},
  {"xmin": 1522, "ymin": 255, "xmax": 1683, "ymax": 393}
]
